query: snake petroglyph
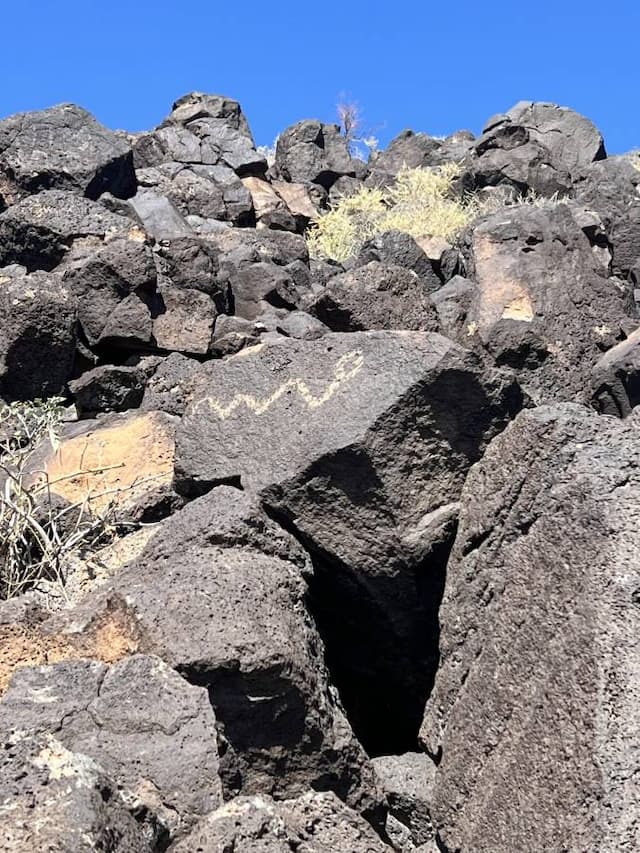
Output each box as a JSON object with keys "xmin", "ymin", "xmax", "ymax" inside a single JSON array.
[{"xmin": 195, "ymin": 350, "xmax": 364, "ymax": 419}]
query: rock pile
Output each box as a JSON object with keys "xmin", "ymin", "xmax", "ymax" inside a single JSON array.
[{"xmin": 0, "ymin": 94, "xmax": 639, "ymax": 852}]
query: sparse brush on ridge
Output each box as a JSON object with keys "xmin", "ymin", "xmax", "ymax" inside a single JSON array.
[
  {"xmin": 0, "ymin": 398, "xmax": 126, "ymax": 601},
  {"xmin": 306, "ymin": 164, "xmax": 482, "ymax": 262}
]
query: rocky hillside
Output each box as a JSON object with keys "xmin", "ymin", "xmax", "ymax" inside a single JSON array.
[{"xmin": 0, "ymin": 94, "xmax": 639, "ymax": 852}]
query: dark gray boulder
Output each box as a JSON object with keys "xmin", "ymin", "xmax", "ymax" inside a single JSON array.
[
  {"xmin": 356, "ymin": 230, "xmax": 442, "ymax": 290},
  {"xmin": 140, "ymin": 351, "xmax": 201, "ymax": 416},
  {"xmin": 0, "ymin": 655, "xmax": 222, "ymax": 842},
  {"xmin": 0, "ymin": 189, "xmax": 133, "ymax": 272},
  {"xmin": 372, "ymin": 753, "xmax": 436, "ymax": 851},
  {"xmin": 367, "ymin": 129, "xmax": 475, "ymax": 187},
  {"xmin": 430, "ymin": 275, "xmax": 474, "ymax": 340},
  {"xmin": 228, "ymin": 259, "xmax": 304, "ymax": 320},
  {"xmin": 309, "ymin": 261, "xmax": 439, "ymax": 332},
  {"xmin": 275, "ymin": 120, "xmax": 359, "ymax": 189},
  {"xmin": 0, "ymin": 732, "xmax": 149, "ymax": 852},
  {"xmin": 461, "ymin": 202, "xmax": 634, "ymax": 403},
  {"xmin": 0, "ymin": 267, "xmax": 76, "ymax": 400},
  {"xmin": 69, "ymin": 365, "xmax": 146, "ymax": 417},
  {"xmin": 573, "ymin": 156, "xmax": 640, "ymax": 277},
  {"xmin": 591, "ymin": 324, "xmax": 640, "ymax": 416},
  {"xmin": 0, "ymin": 103, "xmax": 136, "ymax": 208},
  {"xmin": 172, "ymin": 791, "xmax": 390, "ymax": 853},
  {"xmin": 59, "ymin": 235, "xmax": 156, "ymax": 350},
  {"xmin": 470, "ymin": 101, "xmax": 606, "ymax": 195},
  {"xmin": 136, "ymin": 161, "xmax": 254, "ymax": 225},
  {"xmin": 174, "ymin": 332, "xmax": 523, "ymax": 750},
  {"xmin": 132, "ymin": 92, "xmax": 266, "ymax": 178},
  {"xmin": 421, "ymin": 403, "xmax": 640, "ymax": 853},
  {"xmin": 53, "ymin": 488, "xmax": 383, "ymax": 824},
  {"xmin": 128, "ymin": 190, "xmax": 193, "ymax": 240}
]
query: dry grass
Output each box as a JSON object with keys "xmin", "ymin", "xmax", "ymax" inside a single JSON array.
[
  {"xmin": 306, "ymin": 164, "xmax": 568, "ymax": 262},
  {"xmin": 0, "ymin": 399, "xmax": 127, "ymax": 601}
]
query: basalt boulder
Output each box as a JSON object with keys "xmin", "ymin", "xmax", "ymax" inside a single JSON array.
[
  {"xmin": 0, "ymin": 655, "xmax": 223, "ymax": 842},
  {"xmin": 461, "ymin": 202, "xmax": 634, "ymax": 402},
  {"xmin": 175, "ymin": 332, "xmax": 524, "ymax": 750},
  {"xmin": 45, "ymin": 486, "xmax": 383, "ymax": 824},
  {"xmin": 0, "ymin": 189, "xmax": 137, "ymax": 272},
  {"xmin": 132, "ymin": 92, "xmax": 266, "ymax": 178},
  {"xmin": 308, "ymin": 261, "xmax": 439, "ymax": 332},
  {"xmin": 172, "ymin": 791, "xmax": 390, "ymax": 853},
  {"xmin": 0, "ymin": 266, "xmax": 76, "ymax": 401},
  {"xmin": 275, "ymin": 120, "xmax": 360, "ymax": 189},
  {"xmin": 470, "ymin": 101, "xmax": 606, "ymax": 195},
  {"xmin": 573, "ymin": 156, "xmax": 640, "ymax": 277},
  {"xmin": 421, "ymin": 403, "xmax": 640, "ymax": 853},
  {"xmin": 0, "ymin": 103, "xmax": 136, "ymax": 209},
  {"xmin": 0, "ymin": 732, "xmax": 149, "ymax": 852}
]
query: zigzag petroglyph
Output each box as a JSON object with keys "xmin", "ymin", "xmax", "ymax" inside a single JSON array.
[{"xmin": 195, "ymin": 350, "xmax": 365, "ymax": 419}]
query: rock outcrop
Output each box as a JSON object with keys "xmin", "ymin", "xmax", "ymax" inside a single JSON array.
[{"xmin": 0, "ymin": 93, "xmax": 639, "ymax": 853}]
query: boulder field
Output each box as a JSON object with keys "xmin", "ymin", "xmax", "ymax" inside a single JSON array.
[{"xmin": 0, "ymin": 94, "xmax": 640, "ymax": 852}]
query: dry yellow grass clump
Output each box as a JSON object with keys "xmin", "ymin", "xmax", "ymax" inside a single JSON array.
[{"xmin": 307, "ymin": 164, "xmax": 484, "ymax": 262}]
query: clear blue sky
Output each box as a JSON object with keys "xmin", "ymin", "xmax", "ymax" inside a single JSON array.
[{"xmin": 2, "ymin": 1, "xmax": 639, "ymax": 154}]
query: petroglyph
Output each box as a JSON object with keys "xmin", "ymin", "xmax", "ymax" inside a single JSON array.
[{"xmin": 196, "ymin": 350, "xmax": 364, "ymax": 419}]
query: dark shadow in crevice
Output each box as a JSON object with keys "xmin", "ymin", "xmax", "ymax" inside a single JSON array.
[{"xmin": 263, "ymin": 504, "xmax": 455, "ymax": 758}]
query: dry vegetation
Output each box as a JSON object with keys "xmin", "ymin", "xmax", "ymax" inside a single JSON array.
[
  {"xmin": 306, "ymin": 163, "xmax": 565, "ymax": 263},
  {"xmin": 0, "ymin": 399, "xmax": 125, "ymax": 601}
]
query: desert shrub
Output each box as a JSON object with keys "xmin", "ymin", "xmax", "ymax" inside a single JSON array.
[
  {"xmin": 307, "ymin": 165, "xmax": 570, "ymax": 262},
  {"xmin": 307, "ymin": 163, "xmax": 481, "ymax": 262},
  {"xmin": 0, "ymin": 398, "xmax": 121, "ymax": 601}
]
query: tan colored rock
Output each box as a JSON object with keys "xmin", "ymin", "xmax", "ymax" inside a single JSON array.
[
  {"xmin": 39, "ymin": 411, "xmax": 176, "ymax": 514},
  {"xmin": 272, "ymin": 180, "xmax": 321, "ymax": 223}
]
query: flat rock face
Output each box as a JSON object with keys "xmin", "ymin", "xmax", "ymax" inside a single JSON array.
[
  {"xmin": 172, "ymin": 791, "xmax": 389, "ymax": 853},
  {"xmin": 176, "ymin": 332, "xmax": 522, "ymax": 579},
  {"xmin": 38, "ymin": 410, "xmax": 178, "ymax": 519},
  {"xmin": 462, "ymin": 202, "xmax": 633, "ymax": 403},
  {"xmin": 420, "ymin": 404, "xmax": 640, "ymax": 853},
  {"xmin": 0, "ymin": 655, "xmax": 222, "ymax": 841},
  {"xmin": 0, "ymin": 104, "xmax": 136, "ymax": 207},
  {"xmin": 0, "ymin": 732, "xmax": 149, "ymax": 852}
]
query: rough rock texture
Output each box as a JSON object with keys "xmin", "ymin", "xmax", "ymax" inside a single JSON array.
[
  {"xmin": 0, "ymin": 655, "xmax": 222, "ymax": 841},
  {"xmin": 372, "ymin": 753, "xmax": 436, "ymax": 851},
  {"xmin": 0, "ymin": 104, "xmax": 136, "ymax": 208},
  {"xmin": 461, "ymin": 202, "xmax": 634, "ymax": 403},
  {"xmin": 0, "ymin": 189, "xmax": 135, "ymax": 272},
  {"xmin": 42, "ymin": 487, "xmax": 384, "ymax": 825},
  {"xmin": 172, "ymin": 791, "xmax": 389, "ymax": 853},
  {"xmin": 69, "ymin": 365, "xmax": 146, "ymax": 416},
  {"xmin": 309, "ymin": 261, "xmax": 439, "ymax": 332},
  {"xmin": 367, "ymin": 130, "xmax": 475, "ymax": 186},
  {"xmin": 275, "ymin": 120, "xmax": 359, "ymax": 189},
  {"xmin": 471, "ymin": 101, "xmax": 605, "ymax": 195},
  {"xmin": 38, "ymin": 410, "xmax": 178, "ymax": 520},
  {"xmin": 0, "ymin": 266, "xmax": 76, "ymax": 400},
  {"xmin": 421, "ymin": 404, "xmax": 640, "ymax": 853},
  {"xmin": 356, "ymin": 230, "xmax": 443, "ymax": 291},
  {"xmin": 573, "ymin": 156, "xmax": 640, "ymax": 277},
  {"xmin": 0, "ymin": 733, "xmax": 149, "ymax": 852},
  {"xmin": 4, "ymin": 92, "xmax": 640, "ymax": 852},
  {"xmin": 175, "ymin": 332, "xmax": 523, "ymax": 751},
  {"xmin": 591, "ymin": 325, "xmax": 640, "ymax": 416}
]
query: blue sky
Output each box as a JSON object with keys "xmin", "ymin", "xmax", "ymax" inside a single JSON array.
[{"xmin": 2, "ymin": 1, "xmax": 639, "ymax": 154}]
